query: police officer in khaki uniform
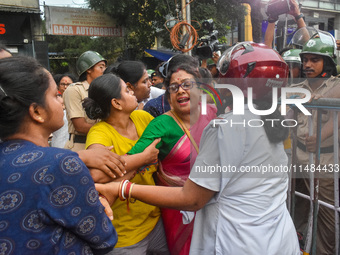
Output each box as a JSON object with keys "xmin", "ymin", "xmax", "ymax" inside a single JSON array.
[
  {"xmin": 290, "ymin": 32, "xmax": 339, "ymax": 255},
  {"xmin": 63, "ymin": 51, "xmax": 107, "ymax": 152}
]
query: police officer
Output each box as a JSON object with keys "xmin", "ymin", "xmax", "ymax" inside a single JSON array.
[
  {"xmin": 291, "ymin": 32, "xmax": 339, "ymax": 255},
  {"xmin": 281, "ymin": 48, "xmax": 302, "ymax": 81},
  {"xmin": 63, "ymin": 51, "xmax": 107, "ymax": 152}
]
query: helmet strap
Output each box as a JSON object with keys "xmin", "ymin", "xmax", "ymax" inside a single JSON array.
[{"xmin": 316, "ymin": 57, "xmax": 337, "ymax": 79}]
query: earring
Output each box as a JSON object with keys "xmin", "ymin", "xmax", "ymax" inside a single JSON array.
[{"xmin": 37, "ymin": 116, "xmax": 44, "ymax": 122}]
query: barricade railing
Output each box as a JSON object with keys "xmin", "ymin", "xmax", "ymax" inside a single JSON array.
[{"xmin": 289, "ymin": 98, "xmax": 340, "ymax": 255}]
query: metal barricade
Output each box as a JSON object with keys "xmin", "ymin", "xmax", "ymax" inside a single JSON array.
[{"xmin": 289, "ymin": 98, "xmax": 340, "ymax": 255}]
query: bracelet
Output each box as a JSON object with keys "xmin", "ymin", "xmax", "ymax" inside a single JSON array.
[
  {"xmin": 119, "ymin": 179, "xmax": 128, "ymax": 201},
  {"xmin": 121, "ymin": 180, "xmax": 129, "ymax": 200},
  {"xmin": 129, "ymin": 183, "xmax": 136, "ymax": 204},
  {"xmin": 118, "ymin": 180, "xmax": 124, "ymax": 200},
  {"xmin": 295, "ymin": 13, "xmax": 304, "ymax": 21},
  {"xmin": 118, "ymin": 180, "xmax": 136, "ymax": 212},
  {"xmin": 125, "ymin": 181, "xmax": 132, "ymax": 200},
  {"xmin": 125, "ymin": 181, "xmax": 132, "ymax": 213}
]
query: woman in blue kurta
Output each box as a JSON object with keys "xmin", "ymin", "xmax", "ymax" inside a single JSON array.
[{"xmin": 0, "ymin": 56, "xmax": 118, "ymax": 254}]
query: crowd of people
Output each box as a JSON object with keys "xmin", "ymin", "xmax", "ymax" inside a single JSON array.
[{"xmin": 1, "ymin": 2, "xmax": 340, "ymax": 253}]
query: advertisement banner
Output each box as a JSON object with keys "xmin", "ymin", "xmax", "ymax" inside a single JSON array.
[
  {"xmin": 44, "ymin": 6, "xmax": 124, "ymax": 37},
  {"xmin": 0, "ymin": 14, "xmax": 26, "ymax": 44}
]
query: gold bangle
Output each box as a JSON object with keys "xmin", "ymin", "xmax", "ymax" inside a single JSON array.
[{"xmin": 129, "ymin": 183, "xmax": 136, "ymax": 203}]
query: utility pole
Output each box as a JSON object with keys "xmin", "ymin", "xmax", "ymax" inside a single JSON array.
[
  {"xmin": 182, "ymin": 0, "xmax": 192, "ymax": 55},
  {"xmin": 182, "ymin": 0, "xmax": 187, "ymax": 22}
]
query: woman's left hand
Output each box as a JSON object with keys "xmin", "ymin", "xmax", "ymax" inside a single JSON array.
[
  {"xmin": 95, "ymin": 182, "xmax": 120, "ymax": 206},
  {"xmin": 141, "ymin": 138, "xmax": 161, "ymax": 164},
  {"xmin": 98, "ymin": 195, "xmax": 114, "ymax": 220}
]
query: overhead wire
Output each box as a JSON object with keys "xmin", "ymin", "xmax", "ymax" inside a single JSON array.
[
  {"xmin": 164, "ymin": 0, "xmax": 201, "ymax": 53},
  {"xmin": 170, "ymin": 20, "xmax": 199, "ymax": 52}
]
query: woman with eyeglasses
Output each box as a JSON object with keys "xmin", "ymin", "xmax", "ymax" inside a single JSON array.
[
  {"xmin": 88, "ymin": 62, "xmax": 216, "ymax": 254},
  {"xmin": 55, "ymin": 73, "xmax": 77, "ymax": 95},
  {"xmin": 143, "ymin": 55, "xmax": 200, "ymax": 118},
  {"xmin": 128, "ymin": 63, "xmax": 217, "ymax": 254}
]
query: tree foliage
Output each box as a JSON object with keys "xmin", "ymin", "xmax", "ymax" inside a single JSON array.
[
  {"xmin": 190, "ymin": 0, "xmax": 245, "ymax": 40},
  {"xmin": 88, "ymin": 0, "xmax": 170, "ymax": 57},
  {"xmin": 46, "ymin": 34, "xmax": 124, "ymax": 74},
  {"xmin": 46, "ymin": 0, "xmax": 246, "ymax": 73},
  {"xmin": 88, "ymin": 0, "xmax": 246, "ymax": 57}
]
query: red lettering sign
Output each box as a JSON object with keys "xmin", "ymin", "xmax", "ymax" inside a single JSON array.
[{"xmin": 0, "ymin": 24, "xmax": 5, "ymax": 35}]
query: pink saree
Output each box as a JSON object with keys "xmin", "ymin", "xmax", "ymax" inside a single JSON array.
[
  {"xmin": 157, "ymin": 134, "xmax": 194, "ymax": 255},
  {"xmin": 157, "ymin": 105, "xmax": 216, "ymax": 255}
]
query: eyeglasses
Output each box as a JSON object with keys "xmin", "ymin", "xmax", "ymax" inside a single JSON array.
[
  {"xmin": 60, "ymin": 83, "xmax": 71, "ymax": 86},
  {"xmin": 168, "ymin": 80, "xmax": 196, "ymax": 94}
]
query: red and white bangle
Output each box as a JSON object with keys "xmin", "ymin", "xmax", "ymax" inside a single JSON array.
[
  {"xmin": 119, "ymin": 180, "xmax": 129, "ymax": 201},
  {"xmin": 122, "ymin": 180, "xmax": 129, "ymax": 200},
  {"xmin": 118, "ymin": 179, "xmax": 136, "ymax": 212}
]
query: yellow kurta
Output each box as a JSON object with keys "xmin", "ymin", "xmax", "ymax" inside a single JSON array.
[{"xmin": 86, "ymin": 110, "xmax": 160, "ymax": 247}]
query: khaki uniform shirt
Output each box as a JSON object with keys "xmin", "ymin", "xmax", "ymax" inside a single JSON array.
[
  {"xmin": 289, "ymin": 77, "xmax": 340, "ymax": 166},
  {"xmin": 63, "ymin": 81, "xmax": 97, "ymax": 151}
]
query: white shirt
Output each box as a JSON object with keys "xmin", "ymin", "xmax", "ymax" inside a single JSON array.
[
  {"xmin": 141, "ymin": 86, "xmax": 165, "ymax": 105},
  {"xmin": 51, "ymin": 110, "xmax": 69, "ymax": 148},
  {"xmin": 189, "ymin": 107, "xmax": 300, "ymax": 255}
]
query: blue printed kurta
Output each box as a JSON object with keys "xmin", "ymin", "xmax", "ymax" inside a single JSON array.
[{"xmin": 0, "ymin": 140, "xmax": 117, "ymax": 255}]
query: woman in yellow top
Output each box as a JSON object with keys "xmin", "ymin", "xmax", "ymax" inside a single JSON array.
[{"xmin": 83, "ymin": 73, "xmax": 169, "ymax": 254}]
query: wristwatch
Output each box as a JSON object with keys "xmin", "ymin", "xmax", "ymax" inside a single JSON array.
[{"xmin": 295, "ymin": 13, "xmax": 304, "ymax": 21}]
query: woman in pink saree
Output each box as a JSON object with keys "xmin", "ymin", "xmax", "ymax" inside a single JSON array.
[{"xmin": 128, "ymin": 64, "xmax": 216, "ymax": 254}]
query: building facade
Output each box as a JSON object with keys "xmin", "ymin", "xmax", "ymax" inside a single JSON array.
[{"xmin": 0, "ymin": 0, "xmax": 48, "ymax": 67}]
